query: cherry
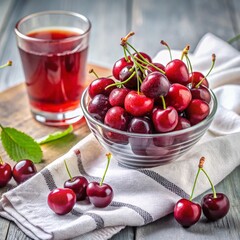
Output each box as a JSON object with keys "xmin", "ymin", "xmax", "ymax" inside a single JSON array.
[
  {"xmin": 119, "ymin": 65, "xmax": 143, "ymax": 90},
  {"xmin": 128, "ymin": 117, "xmax": 153, "ymax": 155},
  {"xmin": 174, "ymin": 157, "xmax": 205, "ymax": 227},
  {"xmin": 109, "ymin": 88, "xmax": 130, "ymax": 107},
  {"xmin": 63, "ymin": 160, "xmax": 88, "ymax": 201},
  {"xmin": 124, "ymin": 91, "xmax": 154, "ymax": 117},
  {"xmin": 152, "ymin": 105, "xmax": 178, "ymax": 133},
  {"xmin": 186, "ymin": 99, "xmax": 210, "ymax": 125},
  {"xmin": 88, "ymin": 94, "xmax": 111, "ymax": 122},
  {"xmin": 48, "ymin": 188, "xmax": 76, "ymax": 215},
  {"xmin": 174, "ymin": 198, "xmax": 201, "ymax": 228},
  {"xmin": 165, "ymin": 59, "xmax": 190, "ymax": 85},
  {"xmin": 190, "ymin": 85, "xmax": 211, "ymax": 103},
  {"xmin": 201, "ymin": 193, "xmax": 230, "ymax": 221},
  {"xmin": 189, "ymin": 72, "xmax": 209, "ymax": 88},
  {"xmin": 0, "ymin": 157, "xmax": 12, "ymax": 187},
  {"xmin": 133, "ymin": 52, "xmax": 152, "ymax": 65},
  {"xmin": 112, "ymin": 56, "xmax": 133, "ymax": 80},
  {"xmin": 199, "ymin": 158, "xmax": 230, "ymax": 221},
  {"xmin": 174, "ymin": 116, "xmax": 191, "ymax": 131},
  {"xmin": 104, "ymin": 106, "xmax": 130, "ymax": 144},
  {"xmin": 12, "ymin": 159, "xmax": 37, "ymax": 184},
  {"xmin": 141, "ymin": 72, "xmax": 170, "ymax": 99},
  {"xmin": 86, "ymin": 153, "xmax": 113, "ymax": 208},
  {"xmin": 88, "ymin": 69, "xmax": 116, "ymax": 98},
  {"xmin": 165, "ymin": 83, "xmax": 192, "ymax": 112},
  {"xmin": 146, "ymin": 62, "xmax": 165, "ymax": 74}
]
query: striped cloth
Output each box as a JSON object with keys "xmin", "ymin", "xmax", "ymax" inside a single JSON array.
[{"xmin": 0, "ymin": 33, "xmax": 240, "ymax": 240}]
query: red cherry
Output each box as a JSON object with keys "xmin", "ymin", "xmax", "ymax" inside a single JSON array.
[
  {"xmin": 112, "ymin": 57, "xmax": 133, "ymax": 80},
  {"xmin": 189, "ymin": 72, "xmax": 209, "ymax": 88},
  {"xmin": 186, "ymin": 99, "xmax": 210, "ymax": 125},
  {"xmin": 165, "ymin": 59, "xmax": 190, "ymax": 85},
  {"xmin": 12, "ymin": 160, "xmax": 37, "ymax": 184},
  {"xmin": 174, "ymin": 116, "xmax": 191, "ymax": 131},
  {"xmin": 64, "ymin": 176, "xmax": 88, "ymax": 201},
  {"xmin": 201, "ymin": 193, "xmax": 230, "ymax": 221},
  {"xmin": 174, "ymin": 198, "xmax": 201, "ymax": 227},
  {"xmin": 48, "ymin": 188, "xmax": 76, "ymax": 215},
  {"xmin": 152, "ymin": 106, "xmax": 178, "ymax": 133},
  {"xmin": 86, "ymin": 182, "xmax": 113, "ymax": 208},
  {"xmin": 119, "ymin": 65, "xmax": 143, "ymax": 90},
  {"xmin": 109, "ymin": 88, "xmax": 130, "ymax": 107},
  {"xmin": 88, "ymin": 78, "xmax": 116, "ymax": 99},
  {"xmin": 166, "ymin": 83, "xmax": 192, "ymax": 111},
  {"xmin": 0, "ymin": 160, "xmax": 12, "ymax": 187},
  {"xmin": 190, "ymin": 85, "xmax": 211, "ymax": 103},
  {"xmin": 141, "ymin": 72, "xmax": 170, "ymax": 99},
  {"xmin": 88, "ymin": 94, "xmax": 111, "ymax": 122},
  {"xmin": 124, "ymin": 91, "xmax": 154, "ymax": 117},
  {"xmin": 146, "ymin": 62, "xmax": 165, "ymax": 74},
  {"xmin": 133, "ymin": 52, "xmax": 152, "ymax": 65}
]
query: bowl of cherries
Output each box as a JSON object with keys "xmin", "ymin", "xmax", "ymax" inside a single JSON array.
[{"xmin": 81, "ymin": 32, "xmax": 218, "ymax": 168}]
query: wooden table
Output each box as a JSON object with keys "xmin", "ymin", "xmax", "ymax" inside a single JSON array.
[{"xmin": 0, "ymin": 0, "xmax": 240, "ymax": 239}]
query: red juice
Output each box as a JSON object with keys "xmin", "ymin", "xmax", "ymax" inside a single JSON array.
[{"xmin": 19, "ymin": 28, "xmax": 88, "ymax": 113}]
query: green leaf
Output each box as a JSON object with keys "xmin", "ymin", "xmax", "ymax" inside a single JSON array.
[
  {"xmin": 36, "ymin": 125, "xmax": 74, "ymax": 145},
  {"xmin": 0, "ymin": 125, "xmax": 42, "ymax": 163}
]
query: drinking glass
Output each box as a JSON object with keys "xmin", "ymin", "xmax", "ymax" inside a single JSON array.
[{"xmin": 15, "ymin": 11, "xmax": 91, "ymax": 126}]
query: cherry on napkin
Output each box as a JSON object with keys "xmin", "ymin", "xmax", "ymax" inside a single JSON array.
[{"xmin": 1, "ymin": 33, "xmax": 240, "ymax": 240}]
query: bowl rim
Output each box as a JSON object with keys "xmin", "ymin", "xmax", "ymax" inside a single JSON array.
[{"xmin": 81, "ymin": 87, "xmax": 218, "ymax": 138}]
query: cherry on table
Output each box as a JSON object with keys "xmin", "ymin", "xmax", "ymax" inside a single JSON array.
[
  {"xmin": 174, "ymin": 198, "xmax": 201, "ymax": 228},
  {"xmin": 86, "ymin": 153, "xmax": 113, "ymax": 208},
  {"xmin": 48, "ymin": 188, "xmax": 76, "ymax": 215},
  {"xmin": 201, "ymin": 193, "xmax": 230, "ymax": 221},
  {"xmin": 12, "ymin": 159, "xmax": 37, "ymax": 184},
  {"xmin": 63, "ymin": 160, "xmax": 88, "ymax": 201},
  {"xmin": 0, "ymin": 157, "xmax": 12, "ymax": 188}
]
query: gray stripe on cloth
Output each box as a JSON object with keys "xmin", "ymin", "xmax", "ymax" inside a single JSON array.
[
  {"xmin": 41, "ymin": 167, "xmax": 104, "ymax": 228},
  {"xmin": 110, "ymin": 201, "xmax": 153, "ymax": 224},
  {"xmin": 74, "ymin": 149, "xmax": 154, "ymax": 225},
  {"xmin": 137, "ymin": 169, "xmax": 189, "ymax": 199}
]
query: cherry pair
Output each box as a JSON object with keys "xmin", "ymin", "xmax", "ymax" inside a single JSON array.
[
  {"xmin": 0, "ymin": 157, "xmax": 37, "ymax": 187},
  {"xmin": 48, "ymin": 153, "xmax": 114, "ymax": 215},
  {"xmin": 174, "ymin": 157, "xmax": 230, "ymax": 227}
]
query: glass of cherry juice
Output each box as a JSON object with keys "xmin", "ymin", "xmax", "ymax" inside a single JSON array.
[{"xmin": 15, "ymin": 11, "xmax": 91, "ymax": 126}]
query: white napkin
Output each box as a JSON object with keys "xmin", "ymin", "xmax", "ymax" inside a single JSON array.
[{"xmin": 1, "ymin": 33, "xmax": 240, "ymax": 240}]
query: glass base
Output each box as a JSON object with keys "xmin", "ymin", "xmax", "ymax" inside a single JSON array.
[{"xmin": 31, "ymin": 107, "xmax": 84, "ymax": 126}]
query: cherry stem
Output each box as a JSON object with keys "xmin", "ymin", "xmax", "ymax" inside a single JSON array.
[
  {"xmin": 189, "ymin": 156, "xmax": 205, "ymax": 201},
  {"xmin": 180, "ymin": 45, "xmax": 190, "ymax": 61},
  {"xmin": 160, "ymin": 40, "xmax": 172, "ymax": 61},
  {"xmin": 227, "ymin": 34, "xmax": 240, "ymax": 44},
  {"xmin": 185, "ymin": 54, "xmax": 193, "ymax": 74},
  {"xmin": 200, "ymin": 168, "xmax": 217, "ymax": 199},
  {"xmin": 121, "ymin": 31, "xmax": 135, "ymax": 46},
  {"xmin": 100, "ymin": 153, "xmax": 112, "ymax": 186},
  {"xmin": 134, "ymin": 56, "xmax": 165, "ymax": 74},
  {"xmin": 160, "ymin": 95, "xmax": 166, "ymax": 110},
  {"xmin": 64, "ymin": 160, "xmax": 73, "ymax": 181},
  {"xmin": 123, "ymin": 47, "xmax": 130, "ymax": 62},
  {"xmin": 89, "ymin": 68, "xmax": 99, "ymax": 79},
  {"xmin": 0, "ymin": 61, "xmax": 12, "ymax": 69},
  {"xmin": 195, "ymin": 54, "xmax": 216, "ymax": 88}
]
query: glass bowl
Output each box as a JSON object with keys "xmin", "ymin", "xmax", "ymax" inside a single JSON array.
[{"xmin": 81, "ymin": 88, "xmax": 217, "ymax": 168}]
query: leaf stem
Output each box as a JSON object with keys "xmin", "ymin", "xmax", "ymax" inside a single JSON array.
[{"xmin": 100, "ymin": 153, "xmax": 112, "ymax": 186}]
